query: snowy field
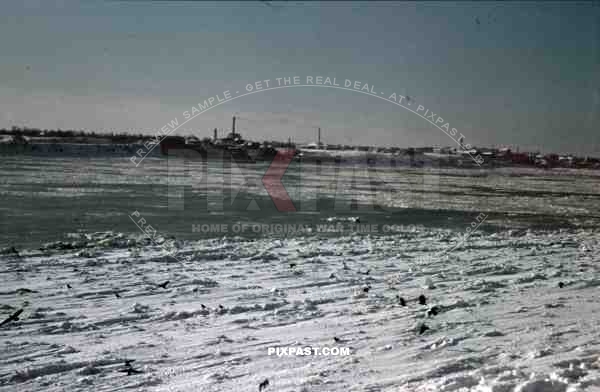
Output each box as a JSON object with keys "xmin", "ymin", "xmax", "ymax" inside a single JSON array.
[{"xmin": 1, "ymin": 157, "xmax": 600, "ymax": 391}]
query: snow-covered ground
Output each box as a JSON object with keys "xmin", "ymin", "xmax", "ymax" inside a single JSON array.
[{"xmin": 2, "ymin": 228, "xmax": 600, "ymax": 392}]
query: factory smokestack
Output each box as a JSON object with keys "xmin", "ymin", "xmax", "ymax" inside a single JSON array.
[{"xmin": 318, "ymin": 128, "xmax": 321, "ymax": 147}]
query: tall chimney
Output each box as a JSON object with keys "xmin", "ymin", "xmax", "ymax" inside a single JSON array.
[
  {"xmin": 232, "ymin": 116, "xmax": 236, "ymax": 138},
  {"xmin": 214, "ymin": 128, "xmax": 217, "ymax": 140},
  {"xmin": 318, "ymin": 128, "xmax": 321, "ymax": 147}
]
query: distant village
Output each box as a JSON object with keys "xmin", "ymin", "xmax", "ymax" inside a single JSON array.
[{"xmin": 1, "ymin": 124, "xmax": 599, "ymax": 169}]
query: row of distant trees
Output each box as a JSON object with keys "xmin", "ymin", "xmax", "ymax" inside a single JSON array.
[{"xmin": 0, "ymin": 126, "xmax": 151, "ymax": 144}]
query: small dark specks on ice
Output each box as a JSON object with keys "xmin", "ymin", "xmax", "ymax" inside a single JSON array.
[
  {"xmin": 259, "ymin": 378, "xmax": 270, "ymax": 391},
  {"xmin": 427, "ymin": 306, "xmax": 440, "ymax": 317},
  {"xmin": 418, "ymin": 323, "xmax": 430, "ymax": 335},
  {"xmin": 558, "ymin": 281, "xmax": 565, "ymax": 288},
  {"xmin": 397, "ymin": 295, "xmax": 407, "ymax": 306},
  {"xmin": 363, "ymin": 285, "xmax": 371, "ymax": 293},
  {"xmin": 289, "ymin": 262, "xmax": 297, "ymax": 268},
  {"xmin": 119, "ymin": 359, "xmax": 142, "ymax": 375},
  {"xmin": 66, "ymin": 284, "xmax": 72, "ymax": 289},
  {"xmin": 157, "ymin": 281, "xmax": 170, "ymax": 289},
  {"xmin": 418, "ymin": 294, "xmax": 427, "ymax": 305},
  {"xmin": 0, "ymin": 308, "xmax": 24, "ymax": 327}
]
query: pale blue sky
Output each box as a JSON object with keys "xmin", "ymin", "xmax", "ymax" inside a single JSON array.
[{"xmin": 0, "ymin": 1, "xmax": 598, "ymax": 155}]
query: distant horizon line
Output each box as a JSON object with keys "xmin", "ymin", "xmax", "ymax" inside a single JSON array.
[{"xmin": 1, "ymin": 125, "xmax": 598, "ymax": 159}]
